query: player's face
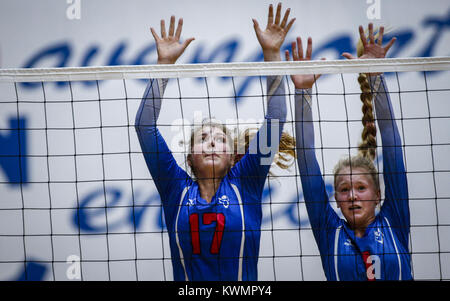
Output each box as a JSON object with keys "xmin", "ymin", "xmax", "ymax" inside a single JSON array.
[
  {"xmin": 190, "ymin": 126, "xmax": 233, "ymax": 177},
  {"xmin": 334, "ymin": 166, "xmax": 380, "ymax": 229}
]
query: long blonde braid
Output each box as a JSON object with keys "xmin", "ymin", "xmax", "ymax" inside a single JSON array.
[{"xmin": 356, "ymin": 29, "xmax": 379, "ymax": 161}]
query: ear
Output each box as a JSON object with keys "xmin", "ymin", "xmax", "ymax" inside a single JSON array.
[
  {"xmin": 230, "ymin": 154, "xmax": 236, "ymax": 166},
  {"xmin": 187, "ymin": 154, "xmax": 192, "ymax": 168},
  {"xmin": 335, "ymin": 193, "xmax": 341, "ymax": 208},
  {"xmin": 375, "ymin": 189, "xmax": 381, "ymax": 207}
]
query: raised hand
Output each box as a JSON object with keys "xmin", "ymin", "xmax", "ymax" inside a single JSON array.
[
  {"xmin": 150, "ymin": 16, "xmax": 195, "ymax": 64},
  {"xmin": 342, "ymin": 23, "xmax": 396, "ymax": 60},
  {"xmin": 285, "ymin": 37, "xmax": 323, "ymax": 89},
  {"xmin": 252, "ymin": 3, "xmax": 296, "ymax": 61}
]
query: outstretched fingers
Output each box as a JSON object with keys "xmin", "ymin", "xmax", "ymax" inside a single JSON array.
[
  {"xmin": 182, "ymin": 37, "xmax": 195, "ymax": 50},
  {"xmin": 285, "ymin": 17, "xmax": 295, "ymax": 33},
  {"xmin": 274, "ymin": 3, "xmax": 282, "ymax": 25},
  {"xmin": 175, "ymin": 18, "xmax": 184, "ymax": 40},
  {"xmin": 377, "ymin": 26, "xmax": 384, "ymax": 45},
  {"xmin": 293, "ymin": 39, "xmax": 300, "ymax": 60},
  {"xmin": 267, "ymin": 4, "xmax": 274, "ymax": 26},
  {"xmin": 341, "ymin": 52, "xmax": 356, "ymax": 60},
  {"xmin": 287, "ymin": 37, "xmax": 314, "ymax": 62},
  {"xmin": 297, "ymin": 37, "xmax": 304, "ymax": 60},
  {"xmin": 368, "ymin": 23, "xmax": 375, "ymax": 44},
  {"xmin": 160, "ymin": 19, "xmax": 167, "ymax": 39},
  {"xmin": 150, "ymin": 27, "xmax": 160, "ymax": 42},
  {"xmin": 267, "ymin": 3, "xmax": 294, "ymax": 30},
  {"xmin": 384, "ymin": 37, "xmax": 397, "ymax": 53},
  {"xmin": 280, "ymin": 7, "xmax": 290, "ymax": 28},
  {"xmin": 168, "ymin": 15, "xmax": 176, "ymax": 37},
  {"xmin": 359, "ymin": 25, "xmax": 368, "ymax": 48},
  {"xmin": 284, "ymin": 49, "xmax": 291, "ymax": 61},
  {"xmin": 306, "ymin": 37, "xmax": 312, "ymax": 60}
]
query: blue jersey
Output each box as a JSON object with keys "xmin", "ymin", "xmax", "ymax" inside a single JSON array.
[
  {"xmin": 135, "ymin": 77, "xmax": 286, "ymax": 281},
  {"xmin": 295, "ymin": 75, "xmax": 412, "ymax": 281}
]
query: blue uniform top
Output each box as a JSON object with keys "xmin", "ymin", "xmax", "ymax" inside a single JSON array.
[
  {"xmin": 135, "ymin": 76, "xmax": 286, "ymax": 281},
  {"xmin": 295, "ymin": 75, "xmax": 412, "ymax": 281}
]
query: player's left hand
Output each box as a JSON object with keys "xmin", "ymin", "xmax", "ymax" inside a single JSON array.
[
  {"xmin": 341, "ymin": 23, "xmax": 396, "ymax": 76},
  {"xmin": 252, "ymin": 3, "xmax": 295, "ymax": 61}
]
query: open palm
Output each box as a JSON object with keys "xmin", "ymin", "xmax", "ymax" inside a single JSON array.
[
  {"xmin": 253, "ymin": 3, "xmax": 295, "ymax": 61},
  {"xmin": 285, "ymin": 37, "xmax": 322, "ymax": 89},
  {"xmin": 342, "ymin": 23, "xmax": 396, "ymax": 60},
  {"xmin": 150, "ymin": 16, "xmax": 195, "ymax": 64}
]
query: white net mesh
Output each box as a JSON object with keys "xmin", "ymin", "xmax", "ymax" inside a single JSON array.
[{"xmin": 0, "ymin": 58, "xmax": 449, "ymax": 280}]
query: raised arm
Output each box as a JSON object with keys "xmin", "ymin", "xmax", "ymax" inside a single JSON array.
[
  {"xmin": 371, "ymin": 75, "xmax": 410, "ymax": 244},
  {"xmin": 286, "ymin": 37, "xmax": 339, "ymax": 239},
  {"xmin": 232, "ymin": 3, "xmax": 292, "ymax": 193},
  {"xmin": 343, "ymin": 24, "xmax": 409, "ymax": 244},
  {"xmin": 135, "ymin": 16, "xmax": 194, "ymax": 216}
]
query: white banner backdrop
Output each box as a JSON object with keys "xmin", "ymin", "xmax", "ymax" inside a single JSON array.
[{"xmin": 0, "ymin": 0, "xmax": 449, "ymax": 280}]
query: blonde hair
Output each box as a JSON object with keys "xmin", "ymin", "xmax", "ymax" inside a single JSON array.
[
  {"xmin": 185, "ymin": 118, "xmax": 296, "ymax": 178},
  {"xmin": 233, "ymin": 127, "xmax": 296, "ymax": 175}
]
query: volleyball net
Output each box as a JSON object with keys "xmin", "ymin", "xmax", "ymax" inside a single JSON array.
[{"xmin": 0, "ymin": 57, "xmax": 449, "ymax": 280}]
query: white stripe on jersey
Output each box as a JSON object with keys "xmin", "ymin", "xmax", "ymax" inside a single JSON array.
[
  {"xmin": 175, "ymin": 186, "xmax": 191, "ymax": 281},
  {"xmin": 334, "ymin": 225, "xmax": 342, "ymax": 281},
  {"xmin": 230, "ymin": 183, "xmax": 245, "ymax": 281},
  {"xmin": 384, "ymin": 216, "xmax": 402, "ymax": 280}
]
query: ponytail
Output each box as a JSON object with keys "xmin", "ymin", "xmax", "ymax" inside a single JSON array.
[{"xmin": 356, "ymin": 29, "xmax": 378, "ymax": 161}]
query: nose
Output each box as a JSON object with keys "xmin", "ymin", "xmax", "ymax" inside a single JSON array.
[
  {"xmin": 348, "ymin": 188, "xmax": 358, "ymax": 202},
  {"xmin": 202, "ymin": 137, "xmax": 215, "ymax": 153}
]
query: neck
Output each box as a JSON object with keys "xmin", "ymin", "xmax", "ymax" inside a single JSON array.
[
  {"xmin": 196, "ymin": 176, "xmax": 223, "ymax": 203},
  {"xmin": 353, "ymin": 227, "xmax": 367, "ymax": 238},
  {"xmin": 349, "ymin": 215, "xmax": 377, "ymax": 238}
]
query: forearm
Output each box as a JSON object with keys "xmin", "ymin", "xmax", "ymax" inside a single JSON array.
[
  {"xmin": 295, "ymin": 89, "xmax": 323, "ymax": 182},
  {"xmin": 372, "ymin": 75, "xmax": 410, "ymax": 234},
  {"xmin": 295, "ymin": 88, "xmax": 333, "ymax": 232},
  {"xmin": 265, "ymin": 75, "xmax": 287, "ymax": 124},
  {"xmin": 295, "ymin": 88, "xmax": 314, "ymax": 151},
  {"xmin": 135, "ymin": 78, "xmax": 168, "ymax": 128},
  {"xmin": 246, "ymin": 75, "xmax": 286, "ymax": 167},
  {"xmin": 370, "ymin": 75, "xmax": 401, "ymax": 146}
]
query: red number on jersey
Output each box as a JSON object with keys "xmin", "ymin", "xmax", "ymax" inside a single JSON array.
[{"xmin": 189, "ymin": 213, "xmax": 225, "ymax": 255}]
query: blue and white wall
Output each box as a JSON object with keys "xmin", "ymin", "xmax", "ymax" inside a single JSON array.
[{"xmin": 0, "ymin": 0, "xmax": 449, "ymax": 280}]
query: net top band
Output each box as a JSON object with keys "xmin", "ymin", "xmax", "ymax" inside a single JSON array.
[{"xmin": 1, "ymin": 57, "xmax": 449, "ymax": 82}]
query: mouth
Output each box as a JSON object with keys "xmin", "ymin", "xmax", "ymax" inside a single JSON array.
[
  {"xmin": 204, "ymin": 153, "xmax": 221, "ymax": 159},
  {"xmin": 205, "ymin": 153, "xmax": 217, "ymax": 157},
  {"xmin": 349, "ymin": 205, "xmax": 362, "ymax": 211}
]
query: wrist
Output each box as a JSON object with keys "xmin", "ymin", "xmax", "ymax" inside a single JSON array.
[
  {"xmin": 295, "ymin": 87, "xmax": 312, "ymax": 93},
  {"xmin": 157, "ymin": 58, "xmax": 175, "ymax": 64},
  {"xmin": 295, "ymin": 84, "xmax": 313, "ymax": 89},
  {"xmin": 262, "ymin": 50, "xmax": 281, "ymax": 62}
]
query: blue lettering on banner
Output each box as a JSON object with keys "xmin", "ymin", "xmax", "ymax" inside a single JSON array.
[
  {"xmin": 0, "ymin": 118, "xmax": 28, "ymax": 185},
  {"xmin": 74, "ymin": 187, "xmax": 163, "ymax": 232},
  {"xmin": 18, "ymin": 10, "xmax": 450, "ymax": 99},
  {"xmin": 421, "ymin": 10, "xmax": 450, "ymax": 57},
  {"xmin": 15, "ymin": 261, "xmax": 47, "ymax": 281}
]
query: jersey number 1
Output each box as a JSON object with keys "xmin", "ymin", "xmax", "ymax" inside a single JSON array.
[{"xmin": 189, "ymin": 213, "xmax": 225, "ymax": 255}]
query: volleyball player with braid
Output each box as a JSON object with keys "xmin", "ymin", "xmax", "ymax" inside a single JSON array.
[
  {"xmin": 135, "ymin": 3, "xmax": 296, "ymax": 281},
  {"xmin": 287, "ymin": 23, "xmax": 413, "ymax": 280}
]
